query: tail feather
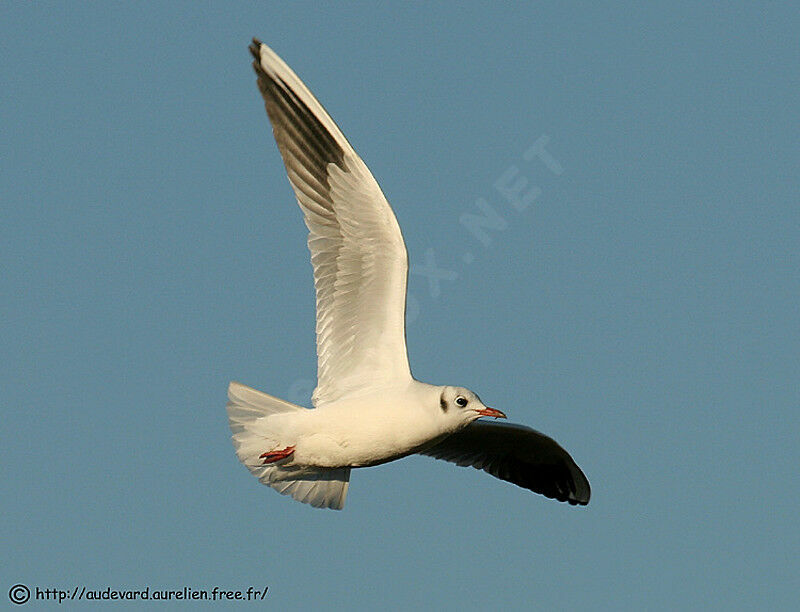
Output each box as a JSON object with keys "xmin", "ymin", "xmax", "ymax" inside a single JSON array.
[
  {"xmin": 226, "ymin": 381, "xmax": 351, "ymax": 510},
  {"xmin": 227, "ymin": 381, "xmax": 303, "ymax": 435},
  {"xmin": 268, "ymin": 469, "xmax": 350, "ymax": 509}
]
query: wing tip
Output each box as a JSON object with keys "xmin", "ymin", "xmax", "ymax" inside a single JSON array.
[
  {"xmin": 561, "ymin": 461, "xmax": 591, "ymax": 506},
  {"xmin": 250, "ymin": 37, "xmax": 262, "ymax": 56},
  {"xmin": 566, "ymin": 491, "xmax": 590, "ymax": 506},
  {"xmin": 249, "ymin": 38, "xmax": 265, "ymax": 77}
]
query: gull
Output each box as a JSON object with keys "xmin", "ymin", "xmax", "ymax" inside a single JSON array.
[{"xmin": 227, "ymin": 39, "xmax": 591, "ymax": 510}]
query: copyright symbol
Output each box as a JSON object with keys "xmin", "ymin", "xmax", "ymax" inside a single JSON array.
[{"xmin": 9, "ymin": 584, "xmax": 30, "ymax": 605}]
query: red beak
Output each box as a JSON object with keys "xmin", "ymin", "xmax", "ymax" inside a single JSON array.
[{"xmin": 477, "ymin": 407, "xmax": 507, "ymax": 419}]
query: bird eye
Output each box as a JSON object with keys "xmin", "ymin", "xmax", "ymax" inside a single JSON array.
[{"xmin": 455, "ymin": 396, "xmax": 468, "ymax": 407}]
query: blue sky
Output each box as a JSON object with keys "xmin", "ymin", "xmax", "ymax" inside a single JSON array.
[{"xmin": 2, "ymin": 2, "xmax": 798, "ymax": 609}]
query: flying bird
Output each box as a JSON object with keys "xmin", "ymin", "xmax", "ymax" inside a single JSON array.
[{"xmin": 227, "ymin": 39, "xmax": 591, "ymax": 510}]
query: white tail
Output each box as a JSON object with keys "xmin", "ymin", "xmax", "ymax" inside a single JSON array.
[{"xmin": 226, "ymin": 381, "xmax": 351, "ymax": 510}]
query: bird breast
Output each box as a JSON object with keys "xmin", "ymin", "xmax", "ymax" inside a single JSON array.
[{"xmin": 291, "ymin": 394, "xmax": 447, "ymax": 468}]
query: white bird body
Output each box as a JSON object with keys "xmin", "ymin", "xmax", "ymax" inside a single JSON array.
[
  {"xmin": 241, "ymin": 382, "xmax": 451, "ymax": 468},
  {"xmin": 226, "ymin": 39, "xmax": 591, "ymax": 510}
]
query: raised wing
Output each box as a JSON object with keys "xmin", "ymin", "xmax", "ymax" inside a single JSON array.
[
  {"xmin": 250, "ymin": 40, "xmax": 412, "ymax": 405},
  {"xmin": 420, "ymin": 421, "xmax": 590, "ymax": 505}
]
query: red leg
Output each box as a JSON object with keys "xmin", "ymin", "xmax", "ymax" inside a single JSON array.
[{"xmin": 259, "ymin": 445, "xmax": 296, "ymax": 465}]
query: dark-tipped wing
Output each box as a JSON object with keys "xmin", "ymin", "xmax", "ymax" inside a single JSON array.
[
  {"xmin": 249, "ymin": 39, "xmax": 412, "ymax": 406},
  {"xmin": 420, "ymin": 421, "xmax": 590, "ymax": 505}
]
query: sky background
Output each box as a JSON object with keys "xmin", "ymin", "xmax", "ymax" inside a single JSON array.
[{"xmin": 2, "ymin": 2, "xmax": 798, "ymax": 609}]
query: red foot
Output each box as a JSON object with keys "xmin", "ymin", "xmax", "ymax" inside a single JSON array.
[{"xmin": 259, "ymin": 445, "xmax": 296, "ymax": 465}]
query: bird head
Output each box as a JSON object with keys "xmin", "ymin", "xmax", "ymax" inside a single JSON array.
[{"xmin": 438, "ymin": 386, "xmax": 506, "ymax": 426}]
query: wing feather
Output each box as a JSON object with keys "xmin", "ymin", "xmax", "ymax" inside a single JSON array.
[
  {"xmin": 420, "ymin": 421, "xmax": 591, "ymax": 506},
  {"xmin": 250, "ymin": 40, "xmax": 411, "ymax": 405}
]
